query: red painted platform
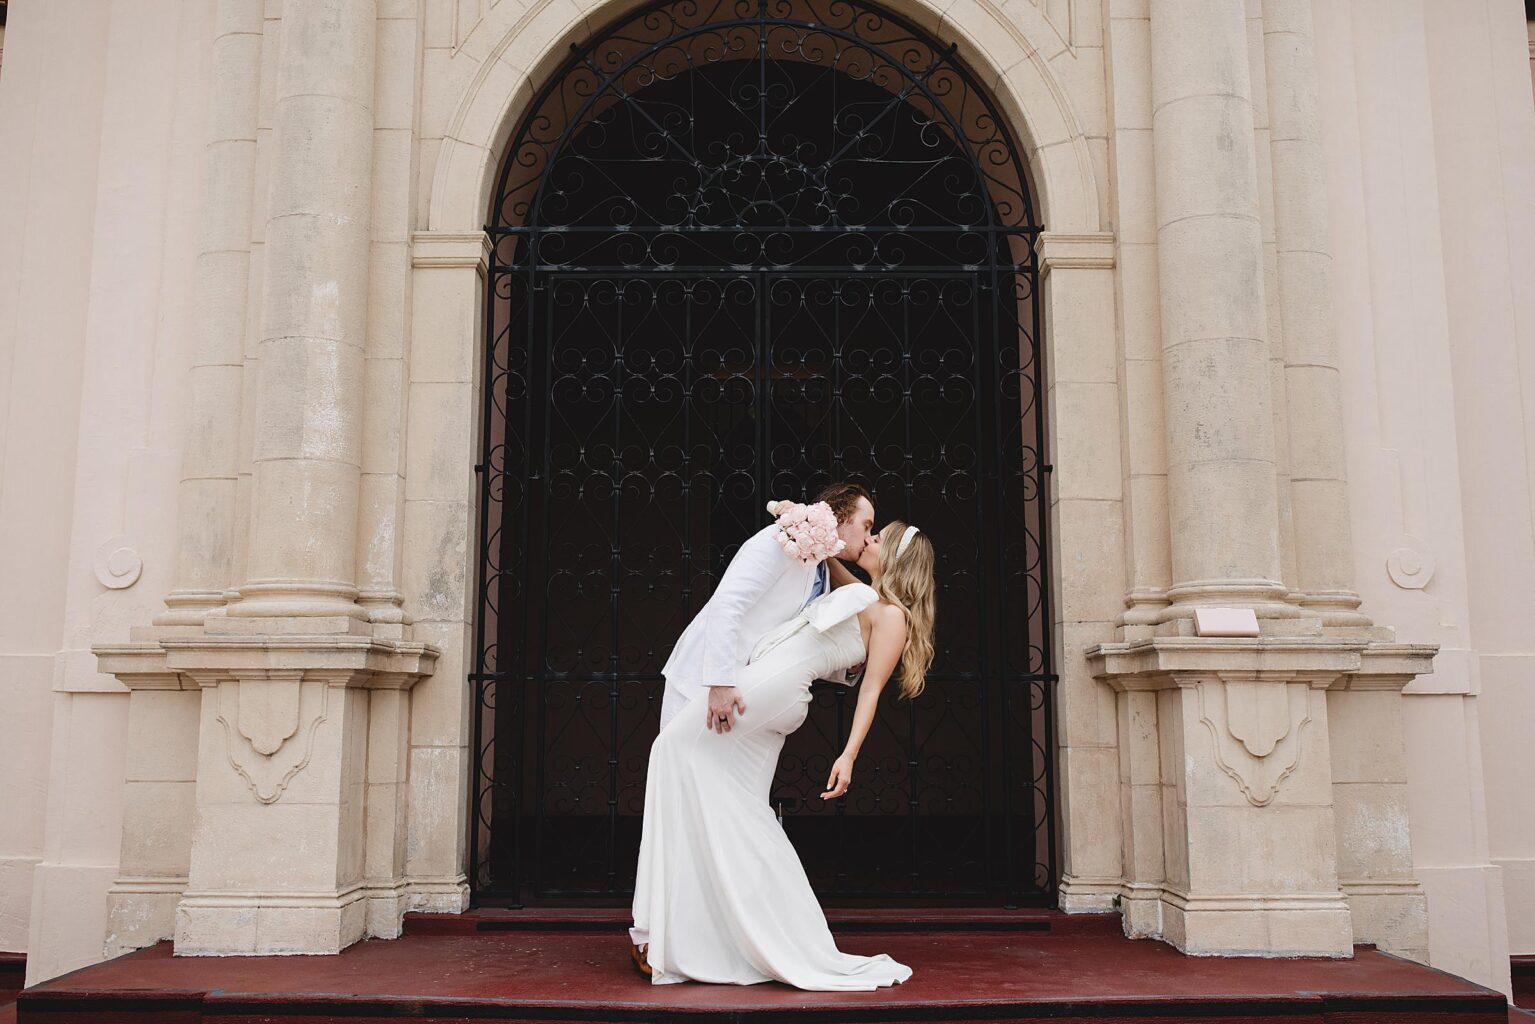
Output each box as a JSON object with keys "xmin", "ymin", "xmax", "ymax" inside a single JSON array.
[
  {"xmin": 13, "ymin": 911, "xmax": 1514, "ymax": 1023},
  {"xmin": 1514, "ymin": 954, "xmax": 1535, "ymax": 1011},
  {"xmin": 0, "ymin": 954, "xmax": 23, "ymax": 1007}
]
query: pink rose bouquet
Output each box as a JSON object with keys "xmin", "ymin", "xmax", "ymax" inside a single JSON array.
[{"xmin": 766, "ymin": 498, "xmax": 846, "ymax": 563}]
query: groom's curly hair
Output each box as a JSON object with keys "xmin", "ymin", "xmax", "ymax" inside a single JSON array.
[{"xmin": 813, "ymin": 481, "xmax": 873, "ymax": 524}]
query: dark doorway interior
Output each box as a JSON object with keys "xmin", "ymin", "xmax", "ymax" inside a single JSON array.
[{"xmin": 472, "ymin": 0, "xmax": 1053, "ymax": 909}]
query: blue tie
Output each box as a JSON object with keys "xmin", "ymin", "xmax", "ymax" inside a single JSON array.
[{"xmin": 806, "ymin": 560, "xmax": 828, "ymax": 607}]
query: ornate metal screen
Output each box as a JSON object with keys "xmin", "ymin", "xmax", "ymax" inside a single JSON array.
[{"xmin": 471, "ymin": 0, "xmax": 1055, "ymax": 908}]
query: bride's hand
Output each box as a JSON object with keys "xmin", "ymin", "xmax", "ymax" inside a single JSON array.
[{"xmin": 821, "ymin": 754, "xmax": 854, "ymax": 800}]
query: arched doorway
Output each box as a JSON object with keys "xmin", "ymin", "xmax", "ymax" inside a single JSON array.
[{"xmin": 470, "ymin": 0, "xmax": 1054, "ymax": 908}]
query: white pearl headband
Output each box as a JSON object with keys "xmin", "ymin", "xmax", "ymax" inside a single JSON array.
[{"xmin": 896, "ymin": 524, "xmax": 921, "ymax": 558}]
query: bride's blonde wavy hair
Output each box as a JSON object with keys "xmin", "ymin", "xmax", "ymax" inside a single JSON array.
[{"xmin": 873, "ymin": 521, "xmax": 935, "ymax": 700}]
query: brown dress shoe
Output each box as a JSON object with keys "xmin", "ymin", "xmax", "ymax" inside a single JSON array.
[{"xmin": 630, "ymin": 941, "xmax": 653, "ymax": 979}]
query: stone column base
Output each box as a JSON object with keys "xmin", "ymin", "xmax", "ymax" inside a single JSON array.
[
  {"xmin": 362, "ymin": 882, "xmax": 410, "ymax": 939},
  {"xmin": 104, "ymin": 877, "xmax": 185, "ymax": 959},
  {"xmin": 95, "ymin": 631, "xmax": 439, "ymax": 958},
  {"xmin": 405, "ymin": 875, "xmax": 471, "ymax": 915},
  {"xmin": 1119, "ymin": 881, "xmax": 1166, "ymax": 937},
  {"xmin": 175, "ymin": 890, "xmax": 368, "ymax": 956},
  {"xmin": 1057, "ymin": 873, "xmax": 1120, "ymax": 913},
  {"xmin": 1161, "ymin": 890, "xmax": 1353, "ymax": 957},
  {"xmin": 1341, "ymin": 880, "xmax": 1429, "ymax": 963},
  {"xmin": 1087, "ymin": 636, "xmax": 1436, "ymax": 959}
]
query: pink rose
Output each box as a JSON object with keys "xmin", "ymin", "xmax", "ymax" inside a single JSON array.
[{"xmin": 765, "ymin": 497, "xmax": 848, "ymax": 562}]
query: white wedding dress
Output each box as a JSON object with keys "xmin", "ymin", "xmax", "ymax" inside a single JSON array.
[{"xmin": 629, "ymin": 581, "xmax": 914, "ymax": 990}]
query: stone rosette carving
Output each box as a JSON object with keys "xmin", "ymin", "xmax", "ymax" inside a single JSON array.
[
  {"xmin": 1386, "ymin": 543, "xmax": 1435, "ymax": 590},
  {"xmin": 95, "ymin": 535, "xmax": 143, "ymax": 589}
]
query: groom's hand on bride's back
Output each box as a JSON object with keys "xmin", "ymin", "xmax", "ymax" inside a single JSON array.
[{"xmin": 705, "ymin": 684, "xmax": 748, "ymax": 733}]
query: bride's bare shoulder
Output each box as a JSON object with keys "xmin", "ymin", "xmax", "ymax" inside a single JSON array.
[{"xmin": 862, "ymin": 601, "xmax": 908, "ymax": 630}]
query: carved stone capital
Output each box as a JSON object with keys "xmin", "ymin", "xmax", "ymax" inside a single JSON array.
[
  {"xmin": 91, "ymin": 643, "xmax": 185, "ymax": 689},
  {"xmin": 1032, "ymin": 231, "xmax": 1116, "ymax": 274},
  {"xmin": 92, "ymin": 634, "xmax": 439, "ymax": 805},
  {"xmin": 1333, "ymin": 643, "xmax": 1439, "ymax": 691},
  {"xmin": 1086, "ymin": 636, "xmax": 1436, "ymax": 808},
  {"xmin": 411, "ymin": 230, "xmax": 492, "ymax": 270}
]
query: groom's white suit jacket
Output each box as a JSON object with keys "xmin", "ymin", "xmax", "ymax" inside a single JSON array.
[{"xmin": 658, "ymin": 523, "xmax": 847, "ymax": 731}]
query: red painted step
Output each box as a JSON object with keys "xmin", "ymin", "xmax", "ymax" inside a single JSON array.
[
  {"xmin": 0, "ymin": 952, "xmax": 22, "ymax": 1021},
  {"xmin": 1514, "ymin": 954, "xmax": 1535, "ymax": 1011},
  {"xmin": 15, "ymin": 927, "xmax": 1510, "ymax": 1024},
  {"xmin": 0, "ymin": 954, "xmax": 22, "ymax": 1006},
  {"xmin": 402, "ymin": 905, "xmax": 1123, "ymax": 935}
]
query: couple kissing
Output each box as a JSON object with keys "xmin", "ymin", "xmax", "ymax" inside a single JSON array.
[{"xmin": 629, "ymin": 482, "xmax": 936, "ymax": 990}]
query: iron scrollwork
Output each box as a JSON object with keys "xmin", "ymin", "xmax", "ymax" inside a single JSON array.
[{"xmin": 471, "ymin": 0, "xmax": 1055, "ymax": 908}]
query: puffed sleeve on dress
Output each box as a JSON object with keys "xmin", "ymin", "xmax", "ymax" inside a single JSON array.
[
  {"xmin": 802, "ymin": 582, "xmax": 880, "ymax": 632},
  {"xmin": 745, "ymin": 582, "xmax": 880, "ymax": 667}
]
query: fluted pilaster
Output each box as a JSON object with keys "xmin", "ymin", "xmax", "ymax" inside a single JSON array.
[
  {"xmin": 228, "ymin": 0, "xmax": 376, "ymax": 622},
  {"xmin": 1262, "ymin": 0, "xmax": 1369, "ymax": 627},
  {"xmin": 1151, "ymin": 0, "xmax": 1290, "ymax": 615},
  {"xmin": 154, "ymin": 0, "xmax": 262, "ymax": 626}
]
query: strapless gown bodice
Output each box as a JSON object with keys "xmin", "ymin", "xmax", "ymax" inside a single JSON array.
[{"xmin": 747, "ymin": 581, "xmax": 876, "ymax": 682}]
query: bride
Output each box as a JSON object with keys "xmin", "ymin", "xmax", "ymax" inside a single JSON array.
[{"xmin": 629, "ymin": 518, "xmax": 936, "ymax": 990}]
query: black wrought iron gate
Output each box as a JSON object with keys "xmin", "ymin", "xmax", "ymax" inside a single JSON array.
[{"xmin": 471, "ymin": 0, "xmax": 1055, "ymax": 908}]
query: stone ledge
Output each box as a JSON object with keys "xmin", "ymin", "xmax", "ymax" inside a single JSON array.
[
  {"xmin": 93, "ymin": 634, "xmax": 440, "ymax": 690},
  {"xmin": 410, "ymin": 230, "xmax": 491, "ymax": 269},
  {"xmin": 1086, "ymin": 636, "xmax": 1437, "ymax": 691},
  {"xmin": 1034, "ymin": 230, "xmax": 1116, "ymax": 272}
]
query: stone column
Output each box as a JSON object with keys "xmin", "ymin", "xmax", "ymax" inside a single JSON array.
[
  {"xmin": 398, "ymin": 231, "xmax": 490, "ymax": 915},
  {"xmin": 1263, "ymin": 0, "xmax": 1425, "ymax": 961},
  {"xmin": 1115, "ymin": 688, "xmax": 1166, "ymax": 936},
  {"xmin": 153, "ymin": 0, "xmax": 262, "ymax": 627},
  {"xmin": 1034, "ymin": 233, "xmax": 1129, "ymax": 914},
  {"xmin": 94, "ymin": 0, "xmax": 446, "ymax": 958},
  {"xmin": 353, "ymin": 9, "xmax": 420, "ymax": 627},
  {"xmin": 1091, "ymin": 639, "xmax": 1362, "ymax": 956},
  {"xmin": 1150, "ymin": 0, "xmax": 1289, "ymax": 616},
  {"xmin": 1261, "ymin": 0, "xmax": 1369, "ymax": 627},
  {"xmin": 225, "ymin": 0, "xmax": 376, "ymax": 624},
  {"xmin": 1326, "ymin": 656, "xmax": 1430, "ymax": 963},
  {"xmin": 1085, "ymin": 0, "xmax": 1374, "ymax": 958},
  {"xmin": 168, "ymin": 639, "xmax": 435, "ymax": 954},
  {"xmin": 98, "ymin": 666, "xmax": 200, "ymax": 957},
  {"xmin": 1105, "ymin": 0, "xmax": 1174, "ymax": 633}
]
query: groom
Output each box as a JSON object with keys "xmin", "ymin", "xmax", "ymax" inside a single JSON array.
[
  {"xmin": 630, "ymin": 481, "xmax": 875, "ymax": 976},
  {"xmin": 657, "ymin": 481, "xmax": 876, "ymax": 735}
]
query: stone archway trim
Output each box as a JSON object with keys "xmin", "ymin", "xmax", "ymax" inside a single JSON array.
[{"xmin": 425, "ymin": 0, "xmax": 1102, "ymax": 235}]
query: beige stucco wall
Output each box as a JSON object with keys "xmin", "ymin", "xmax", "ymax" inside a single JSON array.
[
  {"xmin": 1423, "ymin": 0, "xmax": 1535, "ymax": 964},
  {"xmin": 0, "ymin": 0, "xmax": 208, "ymax": 973},
  {"xmin": 0, "ymin": 0, "xmax": 1528, "ymax": 998},
  {"xmin": 1315, "ymin": 0, "xmax": 1535, "ymax": 985}
]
